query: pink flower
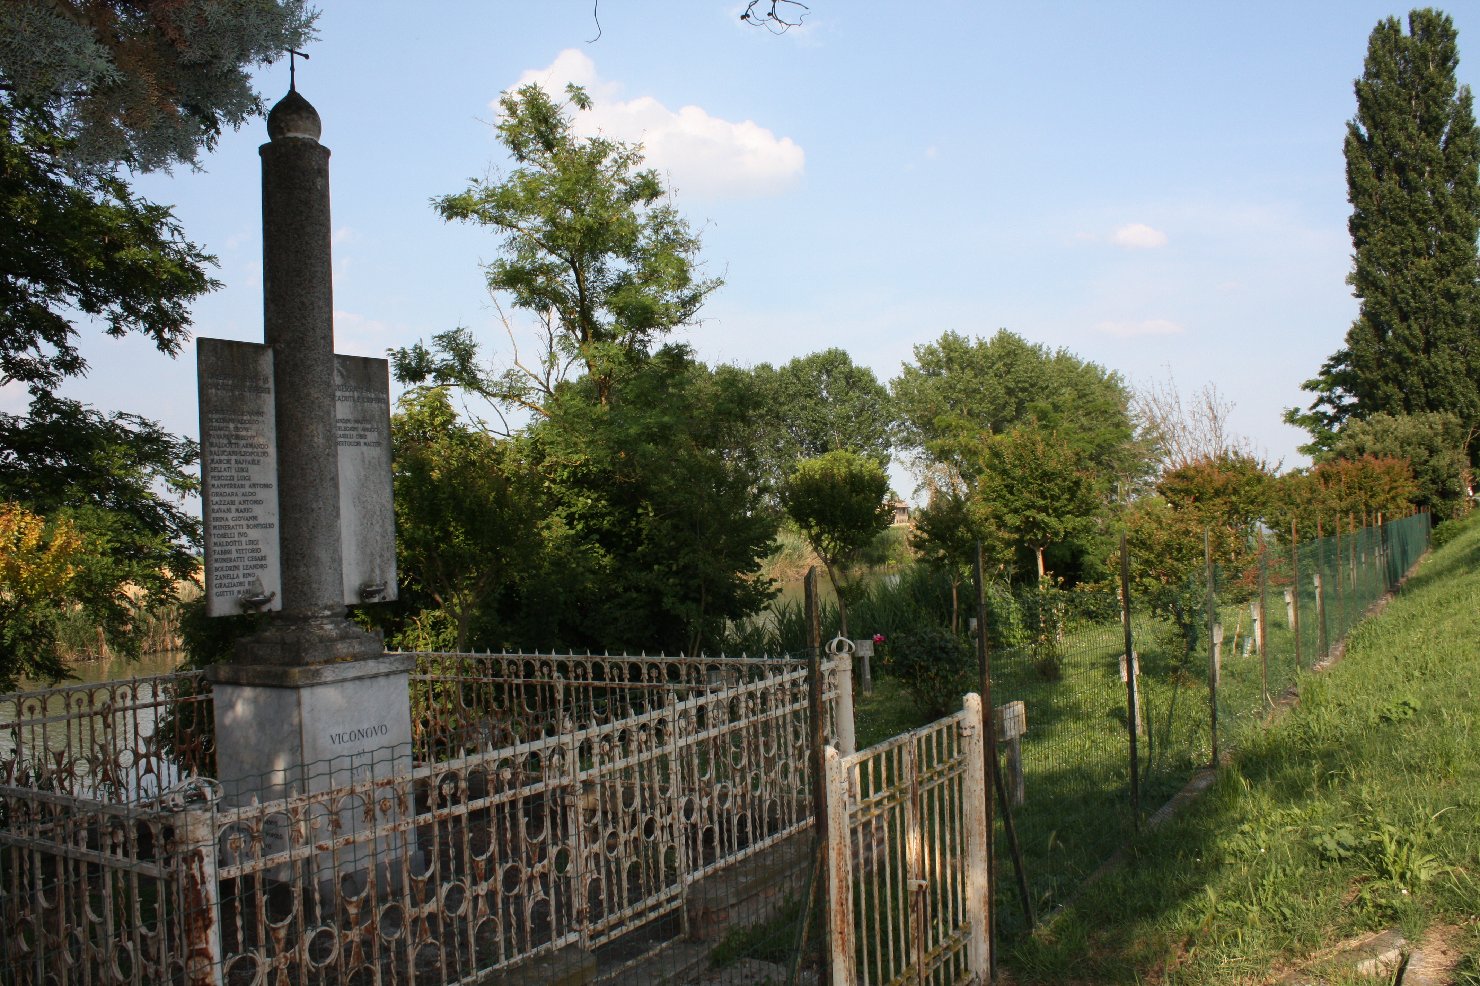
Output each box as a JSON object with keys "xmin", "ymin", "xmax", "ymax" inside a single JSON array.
[{"xmin": 873, "ymin": 633, "xmax": 886, "ymax": 644}]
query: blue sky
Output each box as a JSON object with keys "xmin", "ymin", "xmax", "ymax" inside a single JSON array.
[{"xmin": 25, "ymin": 2, "xmax": 1480, "ymax": 499}]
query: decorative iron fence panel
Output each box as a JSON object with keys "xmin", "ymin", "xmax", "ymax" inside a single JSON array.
[
  {"xmin": 0, "ymin": 672, "xmax": 215, "ymax": 800},
  {"xmin": 1, "ymin": 652, "xmax": 840, "ymax": 985}
]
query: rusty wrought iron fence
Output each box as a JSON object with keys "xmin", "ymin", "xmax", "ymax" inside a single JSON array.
[
  {"xmin": 0, "ymin": 652, "xmax": 850, "ymax": 985},
  {"xmin": 0, "ymin": 671, "xmax": 215, "ymax": 800},
  {"xmin": 824, "ymin": 693, "xmax": 990, "ymax": 986}
]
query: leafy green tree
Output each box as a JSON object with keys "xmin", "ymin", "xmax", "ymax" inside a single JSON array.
[
  {"xmin": 0, "ymin": 110, "xmax": 210, "ymax": 673},
  {"xmin": 1126, "ymin": 453, "xmax": 1277, "ymax": 656},
  {"xmin": 390, "ymin": 388, "xmax": 541, "ymax": 652},
  {"xmin": 782, "ymin": 450, "xmax": 892, "ymax": 637},
  {"xmin": 1323, "ymin": 412, "xmax": 1473, "ymax": 518},
  {"xmin": 971, "ymin": 425, "xmax": 1100, "ymax": 584},
  {"xmin": 0, "ymin": 395, "xmax": 199, "ymax": 683},
  {"xmin": 399, "ymin": 83, "xmax": 720, "ymax": 415},
  {"xmin": 1275, "ymin": 456, "xmax": 1419, "ymax": 539},
  {"xmin": 0, "ymin": 502, "xmax": 84, "ymax": 687},
  {"xmin": 1, "ymin": 2, "xmax": 313, "ymax": 673},
  {"xmin": 390, "ymin": 85, "xmax": 766, "ymax": 656},
  {"xmin": 1123, "ymin": 497, "xmax": 1209, "ymax": 656},
  {"xmin": 891, "ymin": 329, "xmax": 1143, "ymax": 488},
  {"xmin": 909, "ymin": 482, "xmax": 1008, "ymax": 634},
  {"xmin": 526, "ymin": 348, "xmax": 778, "ymax": 655},
  {"xmin": 1290, "ymin": 9, "xmax": 1480, "ymax": 453},
  {"xmin": 1, "ymin": 107, "xmax": 217, "ymax": 402},
  {"xmin": 748, "ymin": 348, "xmax": 893, "ymax": 490},
  {"xmin": 0, "ymin": 0, "xmax": 313, "ymax": 173},
  {"xmin": 1157, "ymin": 453, "xmax": 1275, "ymax": 542}
]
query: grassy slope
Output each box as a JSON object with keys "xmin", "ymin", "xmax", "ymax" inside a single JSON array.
[{"xmin": 1008, "ymin": 520, "xmax": 1480, "ymax": 984}]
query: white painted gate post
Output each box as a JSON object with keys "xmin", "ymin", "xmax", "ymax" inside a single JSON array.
[
  {"xmin": 823, "ymin": 746, "xmax": 857, "ymax": 986},
  {"xmin": 174, "ymin": 804, "xmax": 223, "ymax": 986},
  {"xmin": 961, "ymin": 693, "xmax": 992, "ymax": 981},
  {"xmin": 832, "ymin": 649, "xmax": 857, "ymax": 756}
]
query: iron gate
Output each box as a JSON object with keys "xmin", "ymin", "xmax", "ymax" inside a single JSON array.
[{"xmin": 824, "ymin": 693, "xmax": 990, "ymax": 986}]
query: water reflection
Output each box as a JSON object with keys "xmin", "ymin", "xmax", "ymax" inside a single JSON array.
[
  {"xmin": 27, "ymin": 649, "xmax": 187, "ymax": 689},
  {"xmin": 2, "ymin": 651, "xmax": 198, "ymax": 801}
]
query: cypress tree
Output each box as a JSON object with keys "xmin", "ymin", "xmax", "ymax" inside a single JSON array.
[{"xmin": 1291, "ymin": 8, "xmax": 1480, "ymax": 451}]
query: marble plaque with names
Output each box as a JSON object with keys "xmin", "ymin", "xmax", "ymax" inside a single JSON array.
[
  {"xmin": 335, "ymin": 355, "xmax": 397, "ymax": 606},
  {"xmin": 199, "ymin": 339, "xmax": 283, "ymax": 616}
]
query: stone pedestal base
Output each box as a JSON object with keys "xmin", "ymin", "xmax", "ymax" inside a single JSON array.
[{"xmin": 208, "ymin": 651, "xmax": 419, "ymax": 887}]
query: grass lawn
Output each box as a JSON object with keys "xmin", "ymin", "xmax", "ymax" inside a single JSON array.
[{"xmin": 1005, "ymin": 519, "xmax": 1480, "ymax": 983}]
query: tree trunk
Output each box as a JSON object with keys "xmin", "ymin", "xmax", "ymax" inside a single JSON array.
[
  {"xmin": 821, "ymin": 558, "xmax": 849, "ymax": 640},
  {"xmin": 950, "ymin": 577, "xmax": 960, "ymax": 635}
]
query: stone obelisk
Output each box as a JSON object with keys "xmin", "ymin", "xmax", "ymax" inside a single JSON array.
[{"xmin": 207, "ymin": 85, "xmax": 414, "ymax": 816}]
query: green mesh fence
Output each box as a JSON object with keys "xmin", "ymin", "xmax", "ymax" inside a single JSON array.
[
  {"xmin": 986, "ymin": 513, "xmax": 1429, "ymax": 934},
  {"xmin": 1212, "ymin": 512, "xmax": 1430, "ymax": 758}
]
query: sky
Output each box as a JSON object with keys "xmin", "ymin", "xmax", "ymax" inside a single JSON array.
[{"xmin": 21, "ymin": 1, "xmax": 1480, "ymax": 501}]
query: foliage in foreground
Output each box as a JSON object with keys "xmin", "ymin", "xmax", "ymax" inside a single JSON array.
[{"xmin": 1008, "ymin": 518, "xmax": 1480, "ymax": 983}]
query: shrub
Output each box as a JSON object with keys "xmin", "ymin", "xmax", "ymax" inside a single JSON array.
[
  {"xmin": 1431, "ymin": 509, "xmax": 1478, "ymax": 549},
  {"xmin": 882, "ymin": 626, "xmax": 974, "ymax": 719}
]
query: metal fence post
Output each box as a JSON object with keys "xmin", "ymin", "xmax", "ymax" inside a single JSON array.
[
  {"xmin": 973, "ymin": 542, "xmax": 998, "ymax": 975},
  {"xmin": 823, "ymin": 747, "xmax": 856, "ymax": 986},
  {"xmin": 1291, "ymin": 521, "xmax": 1303, "ymax": 670},
  {"xmin": 961, "ymin": 693, "xmax": 991, "ymax": 979},
  {"xmin": 173, "ymin": 804, "xmax": 223, "ymax": 986},
  {"xmin": 1314, "ymin": 572, "xmax": 1329, "ymax": 659},
  {"xmin": 1205, "ymin": 530, "xmax": 1218, "ymax": 768},
  {"xmin": 805, "ymin": 566, "xmax": 832, "ymax": 985},
  {"xmin": 566, "ymin": 730, "xmax": 592, "ymax": 949},
  {"xmin": 1118, "ymin": 534, "xmax": 1141, "ymax": 824},
  {"xmin": 666, "ymin": 692, "xmax": 691, "ymax": 898},
  {"xmin": 1257, "ymin": 536, "xmax": 1269, "ymax": 706}
]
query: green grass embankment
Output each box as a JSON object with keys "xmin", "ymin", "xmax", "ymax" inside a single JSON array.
[{"xmin": 1007, "ymin": 519, "xmax": 1480, "ymax": 983}]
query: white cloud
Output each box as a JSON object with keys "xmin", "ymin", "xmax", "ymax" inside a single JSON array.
[
  {"xmin": 1093, "ymin": 318, "xmax": 1183, "ymax": 338},
  {"xmin": 334, "ymin": 310, "xmax": 397, "ymax": 358},
  {"xmin": 333, "ymin": 227, "xmax": 356, "ymax": 246},
  {"xmin": 1110, "ymin": 223, "xmax": 1168, "ymax": 249},
  {"xmin": 507, "ymin": 50, "xmax": 804, "ymax": 199}
]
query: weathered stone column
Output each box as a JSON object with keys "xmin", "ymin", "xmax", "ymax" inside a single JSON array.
[
  {"xmin": 262, "ymin": 89, "xmax": 346, "ymax": 624},
  {"xmin": 206, "ymin": 89, "xmax": 415, "ymax": 883},
  {"xmin": 226, "ymin": 88, "xmax": 382, "ymax": 667}
]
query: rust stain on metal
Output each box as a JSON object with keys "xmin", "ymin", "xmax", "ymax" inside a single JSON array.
[{"xmin": 1, "ymin": 652, "xmax": 853, "ymax": 985}]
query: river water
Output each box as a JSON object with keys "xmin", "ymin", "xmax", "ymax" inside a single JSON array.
[
  {"xmin": 30, "ymin": 650, "xmax": 188, "ymax": 689},
  {"xmin": 2, "ymin": 651, "xmax": 192, "ymax": 799}
]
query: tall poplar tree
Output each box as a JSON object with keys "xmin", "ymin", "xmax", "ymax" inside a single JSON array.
[{"xmin": 1290, "ymin": 9, "xmax": 1480, "ymax": 452}]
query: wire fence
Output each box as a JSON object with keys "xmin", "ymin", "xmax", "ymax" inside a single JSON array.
[{"xmin": 981, "ymin": 512, "xmax": 1431, "ymax": 935}]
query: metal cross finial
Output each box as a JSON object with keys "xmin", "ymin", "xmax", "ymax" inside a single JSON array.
[{"xmin": 288, "ymin": 49, "xmax": 310, "ymax": 92}]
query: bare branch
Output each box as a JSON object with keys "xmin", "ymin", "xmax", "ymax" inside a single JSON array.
[
  {"xmin": 1134, "ymin": 368, "xmax": 1263, "ymax": 473},
  {"xmin": 740, "ymin": 0, "xmax": 810, "ymax": 33}
]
